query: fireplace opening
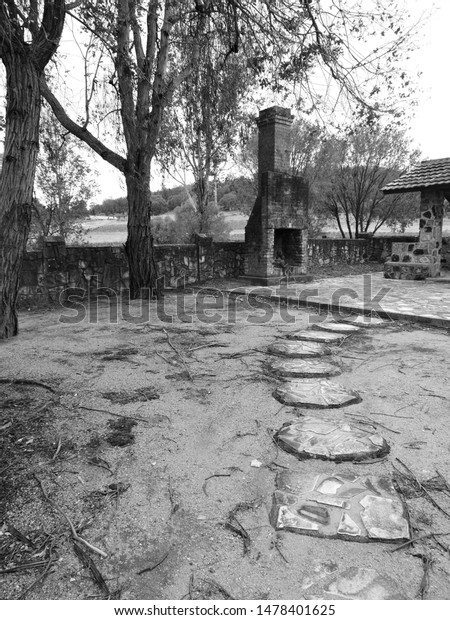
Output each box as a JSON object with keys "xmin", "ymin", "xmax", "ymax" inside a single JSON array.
[{"xmin": 273, "ymin": 229, "xmax": 303, "ymax": 271}]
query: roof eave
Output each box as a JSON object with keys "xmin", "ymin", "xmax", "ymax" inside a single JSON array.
[{"xmin": 383, "ymin": 183, "xmax": 450, "ymax": 195}]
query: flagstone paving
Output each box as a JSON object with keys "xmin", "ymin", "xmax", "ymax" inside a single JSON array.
[
  {"xmin": 273, "ymin": 378, "xmax": 361, "ymax": 408},
  {"xmin": 285, "ymin": 330, "xmax": 347, "ymax": 343},
  {"xmin": 311, "ymin": 322, "xmax": 362, "ymax": 333},
  {"xmin": 267, "ymin": 358, "xmax": 341, "ymax": 378},
  {"xmin": 271, "ymin": 471, "xmax": 410, "ymax": 543},
  {"xmin": 274, "ymin": 418, "xmax": 389, "ymax": 462},
  {"xmin": 301, "ymin": 565, "xmax": 406, "ymax": 600},
  {"xmin": 267, "ymin": 341, "xmax": 331, "ymax": 358},
  {"xmin": 230, "ymin": 272, "xmax": 450, "ymax": 326}
]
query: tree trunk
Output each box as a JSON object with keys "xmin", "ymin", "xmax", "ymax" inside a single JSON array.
[
  {"xmin": 0, "ymin": 54, "xmax": 41, "ymax": 339},
  {"xmin": 124, "ymin": 164, "xmax": 159, "ymax": 299},
  {"xmin": 197, "ymin": 175, "xmax": 211, "ymax": 234}
]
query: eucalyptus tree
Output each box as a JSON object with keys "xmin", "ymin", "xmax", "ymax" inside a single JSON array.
[
  {"xmin": 0, "ymin": 0, "xmax": 79, "ymax": 338},
  {"xmin": 33, "ymin": 105, "xmax": 97, "ymax": 241},
  {"xmin": 1, "ymin": 0, "xmax": 419, "ymax": 338},
  {"xmin": 40, "ymin": 0, "xmax": 418, "ymax": 298},
  {"xmin": 158, "ymin": 29, "xmax": 250, "ymax": 235}
]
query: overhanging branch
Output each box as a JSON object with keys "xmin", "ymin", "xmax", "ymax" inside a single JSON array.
[{"xmin": 40, "ymin": 76, "xmax": 127, "ymax": 174}]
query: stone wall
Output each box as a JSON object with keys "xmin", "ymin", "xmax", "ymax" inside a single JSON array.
[
  {"xmin": 18, "ymin": 237, "xmax": 246, "ymax": 306},
  {"xmin": 308, "ymin": 236, "xmax": 418, "ymax": 266},
  {"xmin": 19, "ymin": 235, "xmax": 423, "ymax": 306}
]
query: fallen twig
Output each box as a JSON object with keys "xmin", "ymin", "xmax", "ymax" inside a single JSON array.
[
  {"xmin": 187, "ymin": 343, "xmax": 229, "ymax": 353},
  {"xmin": 34, "ymin": 475, "xmax": 107, "ymax": 558},
  {"xmin": 78, "ymin": 405, "xmax": 148, "ymax": 423},
  {"xmin": 51, "ymin": 436, "xmax": 62, "ymax": 461},
  {"xmin": 0, "ymin": 561, "xmax": 48, "ymax": 575},
  {"xmin": 16, "ymin": 552, "xmax": 55, "ymax": 600},
  {"xmin": 162, "ymin": 328, "xmax": 194, "ymax": 381},
  {"xmin": 432, "ymin": 534, "xmax": 450, "ymax": 553},
  {"xmin": 393, "ymin": 404, "xmax": 414, "ymax": 415},
  {"xmin": 419, "ymin": 386, "xmax": 446, "ymax": 400},
  {"xmin": 395, "ymin": 459, "xmax": 450, "ymax": 520},
  {"xmin": 344, "ymin": 413, "xmax": 400, "ymax": 435},
  {"xmin": 187, "ymin": 572, "xmax": 195, "ymax": 600},
  {"xmin": 389, "ymin": 532, "xmax": 450, "ymax": 552},
  {"xmin": 202, "ymin": 473, "xmax": 231, "ymax": 496},
  {"xmin": 370, "ymin": 411, "xmax": 414, "ymax": 420},
  {"xmin": 225, "ymin": 499, "xmax": 263, "ymax": 555},
  {"xmin": 269, "ymin": 461, "xmax": 289, "ymax": 470},
  {"xmin": 8, "ymin": 524, "xmax": 33, "ymax": 546},
  {"xmin": 274, "ymin": 405, "xmax": 287, "ymax": 416},
  {"xmin": 156, "ymin": 351, "xmax": 177, "ymax": 366},
  {"xmin": 216, "ymin": 348, "xmax": 264, "ymax": 360},
  {"xmin": 416, "ymin": 553, "xmax": 434, "ymax": 600},
  {"xmin": 0, "ymin": 378, "xmax": 56, "ymax": 393},
  {"xmin": 88, "ymin": 456, "xmax": 113, "ymax": 475},
  {"xmin": 168, "ymin": 476, "xmax": 180, "ymax": 515},
  {"xmin": 273, "ymin": 537, "xmax": 289, "ymax": 563},
  {"xmin": 224, "ymin": 519, "xmax": 251, "ymax": 554},
  {"xmin": 73, "ymin": 539, "xmax": 111, "ymax": 598},
  {"xmin": 199, "ymin": 577, "xmax": 235, "ymax": 600},
  {"xmin": 137, "ymin": 551, "xmax": 170, "ymax": 575}
]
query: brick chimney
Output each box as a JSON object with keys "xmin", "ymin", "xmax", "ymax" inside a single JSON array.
[
  {"xmin": 256, "ymin": 106, "xmax": 293, "ymax": 184},
  {"xmin": 243, "ymin": 106, "xmax": 310, "ymax": 285}
]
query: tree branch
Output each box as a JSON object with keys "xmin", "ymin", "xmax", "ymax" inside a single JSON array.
[
  {"xmin": 40, "ymin": 76, "xmax": 127, "ymax": 173},
  {"xmin": 32, "ymin": 0, "xmax": 66, "ymax": 71}
]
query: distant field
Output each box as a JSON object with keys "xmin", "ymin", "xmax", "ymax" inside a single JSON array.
[
  {"xmin": 75, "ymin": 213, "xmax": 450, "ymax": 246},
  {"xmin": 79, "ymin": 212, "xmax": 248, "ymax": 245}
]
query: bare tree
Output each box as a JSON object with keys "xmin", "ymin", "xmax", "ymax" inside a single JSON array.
[{"xmin": 318, "ymin": 122, "xmax": 420, "ymax": 238}]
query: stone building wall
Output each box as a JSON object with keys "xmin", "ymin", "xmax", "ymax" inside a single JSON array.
[{"xmin": 384, "ymin": 190, "xmax": 445, "ymax": 279}]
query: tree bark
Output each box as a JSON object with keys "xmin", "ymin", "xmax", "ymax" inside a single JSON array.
[
  {"xmin": 0, "ymin": 53, "xmax": 41, "ymax": 338},
  {"xmin": 124, "ymin": 156, "xmax": 159, "ymax": 298}
]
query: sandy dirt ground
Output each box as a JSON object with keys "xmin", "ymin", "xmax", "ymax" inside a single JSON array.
[{"xmin": 1, "ymin": 290, "xmax": 450, "ymax": 600}]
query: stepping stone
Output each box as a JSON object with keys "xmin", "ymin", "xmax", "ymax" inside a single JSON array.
[
  {"xmin": 286, "ymin": 330, "xmax": 346, "ymax": 343},
  {"xmin": 274, "ymin": 418, "xmax": 389, "ymax": 462},
  {"xmin": 271, "ymin": 471, "xmax": 410, "ymax": 542},
  {"xmin": 302, "ymin": 564, "xmax": 405, "ymax": 600},
  {"xmin": 310, "ymin": 322, "xmax": 361, "ymax": 334},
  {"xmin": 273, "ymin": 379, "xmax": 361, "ymax": 408},
  {"xmin": 267, "ymin": 359, "xmax": 341, "ymax": 379},
  {"xmin": 267, "ymin": 341, "xmax": 330, "ymax": 358},
  {"xmin": 339, "ymin": 315, "xmax": 387, "ymax": 328}
]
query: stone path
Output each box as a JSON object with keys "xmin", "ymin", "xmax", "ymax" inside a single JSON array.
[
  {"xmin": 230, "ymin": 272, "xmax": 450, "ymax": 327},
  {"xmin": 264, "ymin": 316, "xmax": 410, "ymax": 599}
]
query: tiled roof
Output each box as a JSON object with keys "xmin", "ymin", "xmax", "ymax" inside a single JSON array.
[{"xmin": 382, "ymin": 158, "xmax": 450, "ymax": 194}]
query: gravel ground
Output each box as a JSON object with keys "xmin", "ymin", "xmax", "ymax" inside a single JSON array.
[{"xmin": 1, "ymin": 292, "xmax": 450, "ymax": 600}]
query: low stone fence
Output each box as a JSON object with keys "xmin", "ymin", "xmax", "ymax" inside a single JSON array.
[
  {"xmin": 18, "ymin": 237, "xmax": 247, "ymax": 306},
  {"xmin": 19, "ymin": 234, "xmax": 422, "ymax": 306},
  {"xmin": 308, "ymin": 236, "xmax": 418, "ymax": 266}
]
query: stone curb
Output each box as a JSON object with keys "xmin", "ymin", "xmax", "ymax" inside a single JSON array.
[{"xmin": 226, "ymin": 288, "xmax": 450, "ymax": 329}]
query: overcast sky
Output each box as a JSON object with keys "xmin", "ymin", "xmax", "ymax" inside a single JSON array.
[
  {"xmin": 2, "ymin": 1, "xmax": 449, "ymax": 201},
  {"xmin": 407, "ymin": 0, "xmax": 450, "ymax": 158},
  {"xmin": 96, "ymin": 0, "xmax": 450, "ymax": 201}
]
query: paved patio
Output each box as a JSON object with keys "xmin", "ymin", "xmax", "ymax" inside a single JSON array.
[{"xmin": 228, "ymin": 272, "xmax": 450, "ymax": 327}]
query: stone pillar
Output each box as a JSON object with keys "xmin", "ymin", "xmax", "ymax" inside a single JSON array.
[
  {"xmin": 256, "ymin": 106, "xmax": 293, "ymax": 188},
  {"xmin": 418, "ymin": 190, "xmax": 445, "ymax": 277}
]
